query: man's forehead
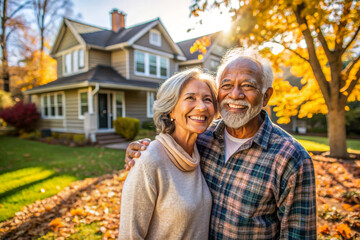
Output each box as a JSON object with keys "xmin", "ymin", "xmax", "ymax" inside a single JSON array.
[{"xmin": 225, "ymin": 58, "xmax": 262, "ymax": 74}]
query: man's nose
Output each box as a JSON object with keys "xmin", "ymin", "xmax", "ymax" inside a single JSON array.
[{"xmin": 229, "ymin": 86, "xmax": 245, "ymax": 99}]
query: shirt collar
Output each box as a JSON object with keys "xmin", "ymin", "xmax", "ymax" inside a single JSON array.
[{"xmin": 213, "ymin": 110, "xmax": 273, "ymax": 150}]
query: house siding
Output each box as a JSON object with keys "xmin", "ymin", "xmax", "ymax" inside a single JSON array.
[
  {"xmin": 57, "ymin": 27, "xmax": 80, "ymax": 52},
  {"xmin": 128, "ymin": 48, "xmax": 176, "ymax": 82},
  {"xmin": 125, "ymin": 90, "xmax": 152, "ymax": 123},
  {"xmin": 111, "ymin": 49, "xmax": 128, "ymax": 77},
  {"xmin": 65, "ymin": 89, "xmax": 84, "ymax": 131},
  {"xmin": 56, "ymin": 56, "xmax": 63, "ymax": 78},
  {"xmin": 134, "ymin": 26, "xmax": 174, "ymax": 54},
  {"xmin": 89, "ymin": 49, "xmax": 111, "ymax": 69},
  {"xmin": 178, "ymin": 63, "xmax": 202, "ymax": 72}
]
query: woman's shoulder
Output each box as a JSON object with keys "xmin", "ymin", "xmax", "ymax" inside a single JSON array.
[{"xmin": 135, "ymin": 140, "xmax": 167, "ymax": 169}]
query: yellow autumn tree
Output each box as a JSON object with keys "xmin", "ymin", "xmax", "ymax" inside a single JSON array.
[
  {"xmin": 190, "ymin": 0, "xmax": 360, "ymax": 158},
  {"xmin": 12, "ymin": 36, "xmax": 57, "ymax": 91}
]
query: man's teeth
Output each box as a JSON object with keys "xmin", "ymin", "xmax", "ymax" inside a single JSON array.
[
  {"xmin": 189, "ymin": 116, "xmax": 206, "ymax": 120},
  {"xmin": 229, "ymin": 104, "xmax": 247, "ymax": 109}
]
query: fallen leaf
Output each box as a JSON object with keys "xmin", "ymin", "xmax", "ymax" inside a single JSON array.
[
  {"xmin": 335, "ymin": 224, "xmax": 352, "ymax": 239},
  {"xmin": 318, "ymin": 224, "xmax": 330, "ymax": 235}
]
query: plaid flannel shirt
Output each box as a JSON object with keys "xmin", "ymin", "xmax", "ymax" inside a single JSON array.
[{"xmin": 197, "ymin": 111, "xmax": 317, "ymax": 239}]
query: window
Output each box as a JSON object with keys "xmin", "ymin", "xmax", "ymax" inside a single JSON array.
[
  {"xmin": 43, "ymin": 96, "xmax": 48, "ymax": 117},
  {"xmin": 135, "ymin": 51, "xmax": 145, "ymax": 73},
  {"xmin": 210, "ymin": 59, "xmax": 220, "ymax": 72},
  {"xmin": 64, "ymin": 48, "xmax": 85, "ymax": 74},
  {"xmin": 115, "ymin": 93, "xmax": 124, "ymax": 118},
  {"xmin": 50, "ymin": 95, "xmax": 55, "ymax": 117},
  {"xmin": 41, "ymin": 92, "xmax": 64, "ymax": 118},
  {"xmin": 147, "ymin": 92, "xmax": 155, "ymax": 118},
  {"xmin": 134, "ymin": 51, "xmax": 169, "ymax": 78},
  {"xmin": 65, "ymin": 53, "xmax": 71, "ymax": 73},
  {"xmin": 149, "ymin": 55, "xmax": 157, "ymax": 76},
  {"xmin": 78, "ymin": 49, "xmax": 85, "ymax": 69},
  {"xmin": 149, "ymin": 29, "xmax": 161, "ymax": 46},
  {"xmin": 160, "ymin": 57, "xmax": 168, "ymax": 77},
  {"xmin": 57, "ymin": 94, "xmax": 63, "ymax": 116},
  {"xmin": 79, "ymin": 92, "xmax": 88, "ymax": 118},
  {"xmin": 72, "ymin": 50, "xmax": 78, "ymax": 72}
]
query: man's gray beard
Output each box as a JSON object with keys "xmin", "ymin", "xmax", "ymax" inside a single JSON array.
[{"xmin": 220, "ymin": 99, "xmax": 263, "ymax": 129}]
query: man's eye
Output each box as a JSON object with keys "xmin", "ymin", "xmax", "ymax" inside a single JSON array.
[
  {"xmin": 221, "ymin": 84, "xmax": 232, "ymax": 89},
  {"xmin": 242, "ymin": 84, "xmax": 256, "ymax": 90}
]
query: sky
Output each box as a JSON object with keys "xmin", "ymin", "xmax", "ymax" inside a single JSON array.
[{"xmin": 72, "ymin": 0, "xmax": 233, "ymax": 42}]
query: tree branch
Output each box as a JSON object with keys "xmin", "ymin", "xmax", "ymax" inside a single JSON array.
[
  {"xmin": 344, "ymin": 68, "xmax": 360, "ymax": 101},
  {"xmin": 293, "ymin": 3, "xmax": 331, "ymax": 104},
  {"xmin": 8, "ymin": 0, "xmax": 31, "ymax": 19},
  {"xmin": 343, "ymin": 53, "xmax": 360, "ymax": 78},
  {"xmin": 341, "ymin": 24, "xmax": 360, "ymax": 55},
  {"xmin": 316, "ymin": 27, "xmax": 333, "ymax": 61},
  {"xmin": 270, "ymin": 40, "xmax": 309, "ymax": 62},
  {"xmin": 335, "ymin": 1, "xmax": 352, "ymax": 54}
]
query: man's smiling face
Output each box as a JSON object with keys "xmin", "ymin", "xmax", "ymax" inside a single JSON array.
[{"xmin": 218, "ymin": 58, "xmax": 265, "ymax": 129}]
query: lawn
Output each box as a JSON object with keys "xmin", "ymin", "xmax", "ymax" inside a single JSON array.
[
  {"xmin": 293, "ymin": 134, "xmax": 360, "ymax": 153},
  {"xmin": 0, "ymin": 136, "xmax": 125, "ymax": 222}
]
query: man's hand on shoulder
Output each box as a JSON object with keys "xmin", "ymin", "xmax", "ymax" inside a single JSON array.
[{"xmin": 125, "ymin": 139, "xmax": 151, "ymax": 170}]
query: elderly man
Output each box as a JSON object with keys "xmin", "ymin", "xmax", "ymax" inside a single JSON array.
[{"xmin": 125, "ymin": 49, "xmax": 317, "ymax": 239}]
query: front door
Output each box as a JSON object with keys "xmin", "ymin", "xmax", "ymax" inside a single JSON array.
[{"xmin": 98, "ymin": 93, "xmax": 108, "ymax": 129}]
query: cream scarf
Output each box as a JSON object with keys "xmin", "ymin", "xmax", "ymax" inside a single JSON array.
[{"xmin": 155, "ymin": 133, "xmax": 200, "ymax": 172}]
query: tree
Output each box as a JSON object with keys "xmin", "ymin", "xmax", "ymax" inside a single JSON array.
[
  {"xmin": 190, "ymin": 0, "xmax": 360, "ymax": 158},
  {"xmin": 32, "ymin": 0, "xmax": 73, "ymax": 53},
  {"xmin": 0, "ymin": 0, "xmax": 29, "ymax": 92}
]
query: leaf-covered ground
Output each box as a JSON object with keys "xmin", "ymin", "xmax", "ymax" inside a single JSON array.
[{"xmin": 0, "ymin": 157, "xmax": 359, "ymax": 239}]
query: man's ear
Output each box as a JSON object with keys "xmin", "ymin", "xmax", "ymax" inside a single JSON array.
[{"xmin": 262, "ymin": 87, "xmax": 273, "ymax": 107}]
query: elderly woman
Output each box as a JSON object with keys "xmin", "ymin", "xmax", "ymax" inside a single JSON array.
[{"xmin": 119, "ymin": 68, "xmax": 217, "ymax": 239}]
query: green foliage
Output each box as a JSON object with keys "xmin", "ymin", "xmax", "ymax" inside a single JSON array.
[
  {"xmin": 73, "ymin": 134, "xmax": 85, "ymax": 145},
  {"xmin": 141, "ymin": 120, "xmax": 156, "ymax": 131},
  {"xmin": 113, "ymin": 117, "xmax": 140, "ymax": 140}
]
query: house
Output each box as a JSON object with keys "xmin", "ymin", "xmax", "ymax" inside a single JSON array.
[
  {"xmin": 177, "ymin": 31, "xmax": 232, "ymax": 73},
  {"xmin": 24, "ymin": 9, "xmax": 231, "ymax": 142}
]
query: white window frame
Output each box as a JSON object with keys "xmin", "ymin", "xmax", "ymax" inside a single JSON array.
[
  {"xmin": 63, "ymin": 47, "xmax": 86, "ymax": 76},
  {"xmin": 134, "ymin": 51, "xmax": 146, "ymax": 74},
  {"xmin": 134, "ymin": 50, "xmax": 169, "ymax": 79},
  {"xmin": 113, "ymin": 91, "xmax": 126, "ymax": 119},
  {"xmin": 41, "ymin": 92, "xmax": 65, "ymax": 119},
  {"xmin": 78, "ymin": 90, "xmax": 89, "ymax": 119},
  {"xmin": 149, "ymin": 29, "xmax": 161, "ymax": 47},
  {"xmin": 147, "ymin": 91, "xmax": 155, "ymax": 118},
  {"xmin": 78, "ymin": 49, "xmax": 85, "ymax": 69}
]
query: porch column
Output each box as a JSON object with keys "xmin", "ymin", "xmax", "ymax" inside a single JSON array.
[{"xmin": 88, "ymin": 86, "xmax": 94, "ymax": 114}]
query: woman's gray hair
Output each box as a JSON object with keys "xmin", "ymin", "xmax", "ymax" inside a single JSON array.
[
  {"xmin": 153, "ymin": 68, "xmax": 217, "ymax": 134},
  {"xmin": 216, "ymin": 48, "xmax": 274, "ymax": 93}
]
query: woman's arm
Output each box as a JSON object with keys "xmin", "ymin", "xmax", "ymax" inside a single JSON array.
[{"xmin": 119, "ymin": 160, "xmax": 157, "ymax": 240}]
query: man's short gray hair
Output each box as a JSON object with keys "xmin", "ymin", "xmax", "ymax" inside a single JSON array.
[
  {"xmin": 153, "ymin": 68, "xmax": 217, "ymax": 134},
  {"xmin": 216, "ymin": 48, "xmax": 274, "ymax": 93}
]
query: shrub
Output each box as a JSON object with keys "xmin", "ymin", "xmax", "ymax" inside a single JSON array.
[
  {"xmin": 0, "ymin": 101, "xmax": 40, "ymax": 133},
  {"xmin": 19, "ymin": 131, "xmax": 39, "ymax": 140},
  {"xmin": 113, "ymin": 117, "xmax": 140, "ymax": 140},
  {"xmin": 73, "ymin": 134, "xmax": 85, "ymax": 145},
  {"xmin": 141, "ymin": 120, "xmax": 156, "ymax": 131}
]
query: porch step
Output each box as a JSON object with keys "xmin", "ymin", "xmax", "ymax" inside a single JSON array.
[{"xmin": 96, "ymin": 133, "xmax": 127, "ymax": 146}]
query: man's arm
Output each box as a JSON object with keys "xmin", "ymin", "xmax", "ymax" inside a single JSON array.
[
  {"xmin": 124, "ymin": 139, "xmax": 150, "ymax": 170},
  {"xmin": 278, "ymin": 158, "xmax": 317, "ymax": 239}
]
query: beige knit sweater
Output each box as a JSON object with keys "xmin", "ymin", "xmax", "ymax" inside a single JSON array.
[{"xmin": 119, "ymin": 135, "xmax": 212, "ymax": 240}]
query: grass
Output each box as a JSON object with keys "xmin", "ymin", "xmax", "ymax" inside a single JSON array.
[
  {"xmin": 293, "ymin": 134, "xmax": 360, "ymax": 153},
  {"xmin": 0, "ymin": 136, "xmax": 125, "ymax": 222}
]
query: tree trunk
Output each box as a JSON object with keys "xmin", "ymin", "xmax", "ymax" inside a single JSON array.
[{"xmin": 327, "ymin": 104, "xmax": 348, "ymax": 158}]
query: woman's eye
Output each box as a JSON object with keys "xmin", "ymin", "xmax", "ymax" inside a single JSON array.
[{"xmin": 204, "ymin": 98, "xmax": 213, "ymax": 102}]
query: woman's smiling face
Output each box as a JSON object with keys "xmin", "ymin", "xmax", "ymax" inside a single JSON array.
[{"xmin": 170, "ymin": 78, "xmax": 215, "ymax": 137}]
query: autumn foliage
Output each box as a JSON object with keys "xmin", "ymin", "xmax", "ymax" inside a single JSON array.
[{"xmin": 0, "ymin": 101, "xmax": 40, "ymax": 133}]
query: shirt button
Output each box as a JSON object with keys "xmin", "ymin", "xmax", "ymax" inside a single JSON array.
[{"xmin": 219, "ymin": 184, "xmax": 222, "ymax": 188}]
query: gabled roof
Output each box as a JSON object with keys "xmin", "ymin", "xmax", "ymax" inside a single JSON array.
[
  {"xmin": 51, "ymin": 17, "xmax": 185, "ymax": 57},
  {"xmin": 24, "ymin": 65, "xmax": 160, "ymax": 94},
  {"xmin": 177, "ymin": 31, "xmax": 222, "ymax": 61}
]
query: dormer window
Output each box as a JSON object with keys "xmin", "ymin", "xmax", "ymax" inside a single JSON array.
[
  {"xmin": 64, "ymin": 48, "xmax": 85, "ymax": 75},
  {"xmin": 149, "ymin": 29, "xmax": 161, "ymax": 47}
]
